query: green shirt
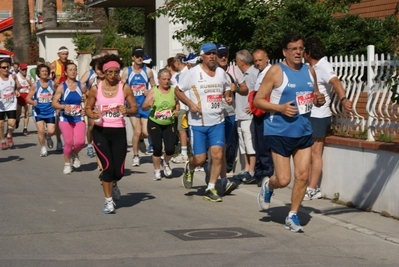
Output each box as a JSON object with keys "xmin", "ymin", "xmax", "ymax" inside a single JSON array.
[{"xmin": 149, "ymin": 86, "xmax": 176, "ymax": 125}]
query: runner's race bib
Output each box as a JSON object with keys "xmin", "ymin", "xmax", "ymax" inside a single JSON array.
[
  {"xmin": 131, "ymin": 84, "xmax": 146, "ymax": 97},
  {"xmin": 64, "ymin": 104, "xmax": 81, "ymax": 116},
  {"xmin": 154, "ymin": 110, "xmax": 172, "ymax": 120},
  {"xmin": 38, "ymin": 92, "xmax": 52, "ymax": 103},
  {"xmin": 206, "ymin": 94, "xmax": 222, "ymax": 110},
  {"xmin": 296, "ymin": 92, "xmax": 314, "ymax": 115},
  {"xmin": 2, "ymin": 89, "xmax": 14, "ymax": 103},
  {"xmin": 101, "ymin": 104, "xmax": 122, "ymax": 118}
]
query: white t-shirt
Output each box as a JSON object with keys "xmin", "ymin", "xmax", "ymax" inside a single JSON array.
[
  {"xmin": 254, "ymin": 64, "xmax": 271, "ymax": 91},
  {"xmin": 222, "ymin": 64, "xmax": 246, "ymax": 117},
  {"xmin": 16, "ymin": 73, "xmax": 31, "ymax": 94},
  {"xmin": 0, "ymin": 76, "xmax": 17, "ymax": 111},
  {"xmin": 311, "ymin": 56, "xmax": 336, "ymax": 118},
  {"xmin": 178, "ymin": 64, "xmax": 231, "ymax": 126},
  {"xmin": 176, "ymin": 66, "xmax": 189, "ymax": 110}
]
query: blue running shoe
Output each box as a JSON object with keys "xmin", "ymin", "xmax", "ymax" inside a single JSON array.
[
  {"xmin": 257, "ymin": 177, "xmax": 273, "ymax": 210},
  {"xmin": 87, "ymin": 146, "xmax": 95, "ymax": 158},
  {"xmin": 285, "ymin": 214, "xmax": 304, "ymax": 233}
]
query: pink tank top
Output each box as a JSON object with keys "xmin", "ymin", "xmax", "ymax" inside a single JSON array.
[{"xmin": 95, "ymin": 81, "xmax": 125, "ymax": 128}]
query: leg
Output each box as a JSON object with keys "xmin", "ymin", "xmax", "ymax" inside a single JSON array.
[
  {"xmin": 72, "ymin": 121, "xmax": 86, "ymax": 155},
  {"xmin": 36, "ymin": 120, "xmax": 46, "ymax": 147},
  {"xmin": 130, "ymin": 116, "xmax": 141, "ymax": 156},
  {"xmin": 291, "ymin": 147, "xmax": 312, "ymax": 212},
  {"xmin": 209, "ymin": 145, "xmax": 223, "ymax": 184},
  {"xmin": 309, "ymin": 138, "xmax": 324, "ymax": 189},
  {"xmin": 269, "ymin": 151, "xmax": 292, "ymax": 190},
  {"xmin": 58, "ymin": 122, "xmax": 73, "ymax": 163},
  {"xmin": 148, "ymin": 119, "xmax": 164, "ymax": 174},
  {"xmin": 23, "ymin": 104, "xmax": 30, "ymax": 130}
]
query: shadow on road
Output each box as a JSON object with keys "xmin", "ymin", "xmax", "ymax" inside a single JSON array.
[{"xmin": 117, "ymin": 192, "xmax": 155, "ymax": 209}]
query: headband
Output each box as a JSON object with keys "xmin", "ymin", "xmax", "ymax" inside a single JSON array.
[
  {"xmin": 58, "ymin": 49, "xmax": 69, "ymax": 53},
  {"xmin": 102, "ymin": 61, "xmax": 120, "ymax": 72}
]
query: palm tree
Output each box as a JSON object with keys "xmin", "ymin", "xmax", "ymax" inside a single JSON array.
[
  {"xmin": 42, "ymin": 0, "xmax": 57, "ymax": 28},
  {"xmin": 12, "ymin": 0, "xmax": 31, "ymax": 62}
]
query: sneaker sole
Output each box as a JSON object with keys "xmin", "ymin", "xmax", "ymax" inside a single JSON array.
[
  {"xmin": 103, "ymin": 209, "xmax": 115, "ymax": 214},
  {"xmin": 284, "ymin": 225, "xmax": 304, "ymax": 233},
  {"xmin": 203, "ymin": 196, "xmax": 223, "ymax": 202},
  {"xmin": 224, "ymin": 182, "xmax": 237, "ymax": 196},
  {"xmin": 257, "ymin": 177, "xmax": 270, "ymax": 210},
  {"xmin": 181, "ymin": 161, "xmax": 193, "ymax": 189}
]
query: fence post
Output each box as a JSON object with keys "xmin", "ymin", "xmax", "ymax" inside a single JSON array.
[{"xmin": 366, "ymin": 45, "xmax": 375, "ymax": 141}]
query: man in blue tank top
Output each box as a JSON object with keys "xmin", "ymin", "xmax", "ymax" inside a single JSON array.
[
  {"xmin": 121, "ymin": 46, "xmax": 155, "ymax": 167},
  {"xmin": 253, "ymin": 33, "xmax": 326, "ymax": 233}
]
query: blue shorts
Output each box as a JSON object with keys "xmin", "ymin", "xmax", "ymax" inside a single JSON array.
[
  {"xmin": 310, "ymin": 116, "xmax": 331, "ymax": 138},
  {"xmin": 266, "ymin": 135, "xmax": 314, "ymax": 157},
  {"xmin": 224, "ymin": 115, "xmax": 235, "ymax": 143},
  {"xmin": 132, "ymin": 106, "xmax": 150, "ymax": 119},
  {"xmin": 189, "ymin": 122, "xmax": 225, "ymax": 155}
]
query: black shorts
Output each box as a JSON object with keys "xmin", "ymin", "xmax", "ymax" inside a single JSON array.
[
  {"xmin": 310, "ymin": 117, "xmax": 331, "ymax": 138},
  {"xmin": 266, "ymin": 135, "xmax": 314, "ymax": 157},
  {"xmin": 0, "ymin": 110, "xmax": 17, "ymax": 121}
]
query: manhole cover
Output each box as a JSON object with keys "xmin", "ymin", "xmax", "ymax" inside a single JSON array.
[{"xmin": 166, "ymin": 227, "xmax": 264, "ymax": 241}]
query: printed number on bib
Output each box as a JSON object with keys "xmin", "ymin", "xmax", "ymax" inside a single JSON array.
[
  {"xmin": 206, "ymin": 94, "xmax": 222, "ymax": 110},
  {"xmin": 101, "ymin": 104, "xmax": 122, "ymax": 118},
  {"xmin": 154, "ymin": 110, "xmax": 172, "ymax": 121},
  {"xmin": 65, "ymin": 104, "xmax": 81, "ymax": 116},
  {"xmin": 2, "ymin": 90, "xmax": 14, "ymax": 103},
  {"xmin": 20, "ymin": 86, "xmax": 30, "ymax": 94},
  {"xmin": 296, "ymin": 92, "xmax": 314, "ymax": 115},
  {"xmin": 131, "ymin": 84, "xmax": 146, "ymax": 97},
  {"xmin": 38, "ymin": 92, "xmax": 52, "ymax": 103}
]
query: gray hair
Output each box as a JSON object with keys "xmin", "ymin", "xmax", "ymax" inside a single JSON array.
[
  {"xmin": 158, "ymin": 68, "xmax": 171, "ymax": 79},
  {"xmin": 236, "ymin": 49, "xmax": 253, "ymax": 65}
]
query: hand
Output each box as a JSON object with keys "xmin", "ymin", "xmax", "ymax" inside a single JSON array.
[
  {"xmin": 225, "ymin": 96, "xmax": 233, "ymax": 106},
  {"xmin": 188, "ymin": 102, "xmax": 201, "ymax": 114},
  {"xmin": 15, "ymin": 91, "xmax": 20, "ymax": 97},
  {"xmin": 245, "ymin": 105, "xmax": 252, "ymax": 115},
  {"xmin": 314, "ymin": 92, "xmax": 326, "ymax": 107},
  {"xmin": 143, "ymin": 90, "xmax": 148, "ymax": 97},
  {"xmin": 91, "ymin": 109, "xmax": 101, "ymax": 119},
  {"xmin": 33, "ymin": 100, "xmax": 38, "ymax": 107},
  {"xmin": 64, "ymin": 104, "xmax": 71, "ymax": 113},
  {"xmin": 81, "ymin": 94, "xmax": 87, "ymax": 102},
  {"xmin": 342, "ymin": 99, "xmax": 353, "ymax": 112},
  {"xmin": 280, "ymin": 100, "xmax": 298, "ymax": 117},
  {"xmin": 174, "ymin": 109, "xmax": 179, "ymax": 117},
  {"xmin": 119, "ymin": 105, "xmax": 127, "ymax": 115}
]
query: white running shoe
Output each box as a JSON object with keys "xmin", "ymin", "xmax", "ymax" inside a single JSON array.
[
  {"xmin": 103, "ymin": 200, "xmax": 115, "ymax": 214},
  {"xmin": 72, "ymin": 154, "xmax": 81, "ymax": 168},
  {"xmin": 40, "ymin": 147, "xmax": 48, "ymax": 157},
  {"xmin": 63, "ymin": 164, "xmax": 72, "ymax": 174},
  {"xmin": 194, "ymin": 166, "xmax": 204, "ymax": 172},
  {"xmin": 163, "ymin": 160, "xmax": 172, "ymax": 177},
  {"xmin": 171, "ymin": 154, "xmax": 188, "ymax": 164},
  {"xmin": 153, "ymin": 171, "xmax": 161, "ymax": 181},
  {"xmin": 303, "ymin": 187, "xmax": 322, "ymax": 201},
  {"xmin": 112, "ymin": 183, "xmax": 121, "ymax": 201},
  {"xmin": 132, "ymin": 155, "xmax": 140, "ymax": 167}
]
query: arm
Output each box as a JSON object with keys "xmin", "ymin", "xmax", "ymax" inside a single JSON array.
[
  {"xmin": 84, "ymin": 86, "xmax": 100, "ymax": 119},
  {"xmin": 13, "ymin": 74, "xmax": 21, "ymax": 97},
  {"xmin": 26, "ymin": 83, "xmax": 37, "ymax": 106},
  {"xmin": 237, "ymin": 81, "xmax": 249, "ymax": 96},
  {"xmin": 175, "ymin": 86, "xmax": 201, "ymax": 113},
  {"xmin": 52, "ymin": 84, "xmax": 66, "ymax": 110},
  {"xmin": 147, "ymin": 68, "xmax": 156, "ymax": 87},
  {"xmin": 79, "ymin": 70, "xmax": 90, "ymax": 86},
  {"xmin": 142, "ymin": 88, "xmax": 154, "ymax": 111},
  {"xmin": 330, "ymin": 77, "xmax": 352, "ymax": 112},
  {"xmin": 123, "ymin": 83, "xmax": 138, "ymax": 116},
  {"xmin": 308, "ymin": 66, "xmax": 326, "ymax": 107},
  {"xmin": 121, "ymin": 68, "xmax": 128, "ymax": 83}
]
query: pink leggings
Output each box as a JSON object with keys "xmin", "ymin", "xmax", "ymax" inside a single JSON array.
[{"xmin": 58, "ymin": 121, "xmax": 86, "ymax": 157}]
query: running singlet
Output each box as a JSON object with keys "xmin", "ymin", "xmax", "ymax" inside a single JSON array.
[
  {"xmin": 95, "ymin": 81, "xmax": 125, "ymax": 128},
  {"xmin": 54, "ymin": 60, "xmax": 66, "ymax": 84},
  {"xmin": 86, "ymin": 69, "xmax": 96, "ymax": 89},
  {"xmin": 0, "ymin": 76, "xmax": 17, "ymax": 111},
  {"xmin": 58, "ymin": 81, "xmax": 84, "ymax": 123},
  {"xmin": 264, "ymin": 63, "xmax": 314, "ymax": 138},
  {"xmin": 33, "ymin": 80, "xmax": 55, "ymax": 118},
  {"xmin": 126, "ymin": 65, "xmax": 149, "ymax": 106},
  {"xmin": 16, "ymin": 73, "xmax": 30, "ymax": 94},
  {"xmin": 178, "ymin": 65, "xmax": 231, "ymax": 126},
  {"xmin": 149, "ymin": 86, "xmax": 176, "ymax": 126}
]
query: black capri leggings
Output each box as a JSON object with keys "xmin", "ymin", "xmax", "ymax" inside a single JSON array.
[
  {"xmin": 147, "ymin": 119, "xmax": 177, "ymax": 157},
  {"xmin": 92, "ymin": 126, "xmax": 127, "ymax": 183}
]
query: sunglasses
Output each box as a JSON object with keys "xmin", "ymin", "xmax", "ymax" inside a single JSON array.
[
  {"xmin": 0, "ymin": 66, "xmax": 10, "ymax": 69},
  {"xmin": 204, "ymin": 51, "xmax": 216, "ymax": 56}
]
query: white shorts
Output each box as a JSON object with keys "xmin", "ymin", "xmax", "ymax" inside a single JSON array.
[{"xmin": 237, "ymin": 119, "xmax": 255, "ymax": 155}]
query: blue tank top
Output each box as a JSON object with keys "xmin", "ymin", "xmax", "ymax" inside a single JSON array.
[
  {"xmin": 33, "ymin": 80, "xmax": 55, "ymax": 118},
  {"xmin": 264, "ymin": 63, "xmax": 314, "ymax": 137},
  {"xmin": 126, "ymin": 65, "xmax": 149, "ymax": 106},
  {"xmin": 86, "ymin": 69, "xmax": 96, "ymax": 89},
  {"xmin": 59, "ymin": 81, "xmax": 84, "ymax": 123}
]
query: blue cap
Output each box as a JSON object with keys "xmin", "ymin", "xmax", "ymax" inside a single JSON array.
[
  {"xmin": 183, "ymin": 53, "xmax": 198, "ymax": 64},
  {"xmin": 216, "ymin": 43, "xmax": 229, "ymax": 55},
  {"xmin": 200, "ymin": 42, "xmax": 217, "ymax": 55},
  {"xmin": 143, "ymin": 55, "xmax": 152, "ymax": 64}
]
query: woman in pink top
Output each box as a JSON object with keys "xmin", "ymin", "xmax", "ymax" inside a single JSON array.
[{"xmin": 85, "ymin": 54, "xmax": 138, "ymax": 214}]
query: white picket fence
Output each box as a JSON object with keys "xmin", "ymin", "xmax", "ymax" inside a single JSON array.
[{"xmin": 271, "ymin": 45, "xmax": 399, "ymax": 142}]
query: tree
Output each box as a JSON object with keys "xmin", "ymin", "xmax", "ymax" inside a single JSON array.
[
  {"xmin": 153, "ymin": 0, "xmax": 399, "ymax": 59},
  {"xmin": 12, "ymin": 0, "xmax": 31, "ymax": 62},
  {"xmin": 42, "ymin": 0, "xmax": 57, "ymax": 28},
  {"xmin": 110, "ymin": 7, "xmax": 145, "ymax": 37}
]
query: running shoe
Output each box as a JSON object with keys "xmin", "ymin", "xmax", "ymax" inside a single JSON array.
[
  {"xmin": 163, "ymin": 160, "xmax": 172, "ymax": 177},
  {"xmin": 23, "ymin": 128, "xmax": 29, "ymax": 135},
  {"xmin": 45, "ymin": 134, "xmax": 54, "ymax": 149},
  {"xmin": 40, "ymin": 147, "xmax": 48, "ymax": 157},
  {"xmin": 112, "ymin": 183, "xmax": 121, "ymax": 201},
  {"xmin": 15, "ymin": 120, "xmax": 19, "ymax": 129},
  {"xmin": 72, "ymin": 154, "xmax": 81, "ymax": 168},
  {"xmin": 258, "ymin": 177, "xmax": 273, "ymax": 210},
  {"xmin": 63, "ymin": 164, "xmax": 72, "ymax": 174},
  {"xmin": 7, "ymin": 136, "xmax": 13, "ymax": 148},
  {"xmin": 194, "ymin": 166, "xmax": 204, "ymax": 172},
  {"xmin": 224, "ymin": 180, "xmax": 237, "ymax": 196},
  {"xmin": 243, "ymin": 173, "xmax": 258, "ymax": 184},
  {"xmin": 146, "ymin": 145, "xmax": 153, "ymax": 155},
  {"xmin": 233, "ymin": 170, "xmax": 248, "ymax": 181},
  {"xmin": 87, "ymin": 146, "xmax": 95, "ymax": 158},
  {"xmin": 132, "ymin": 155, "xmax": 140, "ymax": 167},
  {"xmin": 203, "ymin": 188, "xmax": 222, "ymax": 202},
  {"xmin": 303, "ymin": 187, "xmax": 322, "ymax": 201},
  {"xmin": 182, "ymin": 161, "xmax": 194, "ymax": 189},
  {"xmin": 56, "ymin": 140, "xmax": 63, "ymax": 151},
  {"xmin": 171, "ymin": 154, "xmax": 188, "ymax": 164},
  {"xmin": 153, "ymin": 171, "xmax": 161, "ymax": 181},
  {"xmin": 103, "ymin": 200, "xmax": 116, "ymax": 214},
  {"xmin": 1, "ymin": 140, "xmax": 7, "ymax": 150},
  {"xmin": 285, "ymin": 214, "xmax": 304, "ymax": 233}
]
